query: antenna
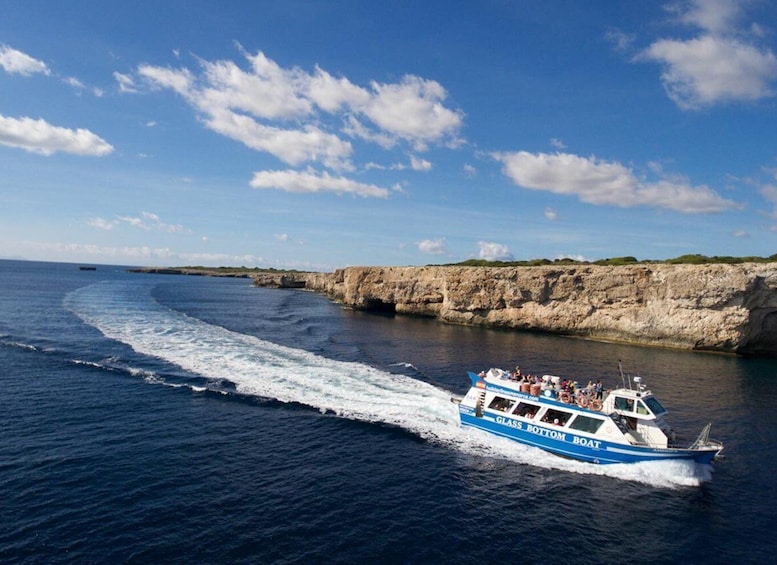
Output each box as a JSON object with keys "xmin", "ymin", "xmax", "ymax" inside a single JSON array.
[{"xmin": 618, "ymin": 360, "xmax": 627, "ymax": 389}]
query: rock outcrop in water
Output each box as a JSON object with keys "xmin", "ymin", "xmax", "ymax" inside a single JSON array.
[{"xmin": 274, "ymin": 263, "xmax": 777, "ymax": 355}]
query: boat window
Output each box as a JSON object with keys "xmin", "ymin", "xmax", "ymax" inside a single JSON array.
[
  {"xmin": 614, "ymin": 397, "xmax": 634, "ymax": 412},
  {"xmin": 541, "ymin": 408, "xmax": 573, "ymax": 426},
  {"xmin": 643, "ymin": 396, "xmax": 667, "ymax": 415},
  {"xmin": 568, "ymin": 415, "xmax": 605, "ymax": 434},
  {"xmin": 488, "ymin": 396, "xmax": 514, "ymax": 412},
  {"xmin": 512, "ymin": 402, "xmax": 540, "ymax": 419},
  {"xmin": 636, "ymin": 400, "xmax": 650, "ymax": 415}
]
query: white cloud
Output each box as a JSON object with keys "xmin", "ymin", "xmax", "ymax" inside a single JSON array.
[
  {"xmin": 342, "ymin": 115, "xmax": 396, "ymax": 149},
  {"xmin": 114, "ymin": 71, "xmax": 139, "ymax": 93},
  {"xmin": 759, "ymin": 184, "xmax": 777, "ymax": 218},
  {"xmin": 359, "ymin": 75, "xmax": 464, "ymax": 150},
  {"xmin": 307, "ymin": 65, "xmax": 371, "ymax": 113},
  {"xmin": 493, "ymin": 151, "xmax": 740, "ymax": 214},
  {"xmin": 64, "ymin": 76, "xmax": 85, "ymax": 89},
  {"xmin": 250, "ymin": 168, "xmax": 389, "ymax": 198},
  {"xmin": 674, "ymin": 0, "xmax": 742, "ymax": 35},
  {"xmin": 137, "ymin": 65, "xmax": 192, "ymax": 95},
  {"xmin": 642, "ymin": 36, "xmax": 777, "ymax": 109},
  {"xmin": 544, "ymin": 207, "xmax": 558, "ymax": 221},
  {"xmin": 205, "ymin": 108, "xmax": 353, "ymax": 169},
  {"xmin": 478, "ymin": 241, "xmax": 513, "ymax": 261},
  {"xmin": 199, "ymin": 54, "xmax": 311, "ymax": 120},
  {"xmin": 64, "ymin": 76, "xmax": 103, "ymax": 97},
  {"xmin": 639, "ymin": 0, "xmax": 777, "ymax": 109},
  {"xmin": 88, "ymin": 217, "xmax": 115, "ymax": 231},
  {"xmin": 550, "ymin": 138, "xmax": 566, "ymax": 150},
  {"xmin": 410, "ymin": 155, "xmax": 432, "ymax": 171},
  {"xmin": 417, "ymin": 238, "xmax": 446, "ymax": 255},
  {"xmin": 463, "ymin": 163, "xmax": 477, "ymax": 178},
  {"xmin": 0, "ymin": 114, "xmax": 114, "ymax": 156},
  {"xmin": 134, "ymin": 49, "xmax": 463, "ymax": 169},
  {"xmin": 92, "ymin": 211, "xmax": 187, "ymax": 233},
  {"xmin": 0, "ymin": 45, "xmax": 50, "ymax": 76},
  {"xmin": 13, "ymin": 240, "xmax": 268, "ymax": 268}
]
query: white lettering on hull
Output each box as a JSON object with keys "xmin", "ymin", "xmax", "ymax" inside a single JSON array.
[{"xmin": 492, "ymin": 416, "xmax": 601, "ymax": 449}]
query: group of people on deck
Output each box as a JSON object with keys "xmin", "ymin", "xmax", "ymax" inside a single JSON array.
[{"xmin": 494, "ymin": 365, "xmax": 606, "ymax": 407}]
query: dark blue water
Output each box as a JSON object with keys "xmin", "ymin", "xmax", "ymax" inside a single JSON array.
[{"xmin": 1, "ymin": 260, "xmax": 776, "ymax": 563}]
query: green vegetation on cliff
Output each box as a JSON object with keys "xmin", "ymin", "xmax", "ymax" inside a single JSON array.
[{"xmin": 444, "ymin": 253, "xmax": 777, "ymax": 268}]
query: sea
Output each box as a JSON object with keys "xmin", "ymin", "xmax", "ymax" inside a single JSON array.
[{"xmin": 1, "ymin": 259, "xmax": 776, "ymax": 564}]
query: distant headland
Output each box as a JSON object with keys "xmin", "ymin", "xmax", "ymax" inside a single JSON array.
[{"xmin": 130, "ymin": 255, "xmax": 777, "ymax": 356}]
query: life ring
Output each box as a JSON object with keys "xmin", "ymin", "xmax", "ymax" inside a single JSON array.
[
  {"xmin": 559, "ymin": 391, "xmax": 571, "ymax": 404},
  {"xmin": 577, "ymin": 396, "xmax": 590, "ymax": 409},
  {"xmin": 590, "ymin": 399, "xmax": 603, "ymax": 411}
]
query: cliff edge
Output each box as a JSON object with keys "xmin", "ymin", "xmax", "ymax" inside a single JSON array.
[{"xmin": 291, "ymin": 263, "xmax": 777, "ymax": 355}]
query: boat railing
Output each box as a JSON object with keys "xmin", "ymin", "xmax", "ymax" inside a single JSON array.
[{"xmin": 689, "ymin": 423, "xmax": 724, "ymax": 454}]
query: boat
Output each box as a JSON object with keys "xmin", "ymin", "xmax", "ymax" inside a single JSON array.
[
  {"xmin": 456, "ymin": 366, "xmax": 723, "ymax": 465},
  {"xmin": 79, "ymin": 266, "xmax": 97, "ymax": 271}
]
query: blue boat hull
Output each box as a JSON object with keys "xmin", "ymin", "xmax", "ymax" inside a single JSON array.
[{"xmin": 459, "ymin": 407, "xmax": 718, "ymax": 465}]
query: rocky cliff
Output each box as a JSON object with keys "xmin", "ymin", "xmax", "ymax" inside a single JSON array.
[{"xmin": 288, "ymin": 264, "xmax": 777, "ymax": 355}]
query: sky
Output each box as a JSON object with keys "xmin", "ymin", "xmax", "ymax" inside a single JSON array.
[{"xmin": 1, "ymin": 0, "xmax": 777, "ymax": 270}]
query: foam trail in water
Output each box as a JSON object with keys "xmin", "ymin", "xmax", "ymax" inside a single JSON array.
[{"xmin": 65, "ymin": 281, "xmax": 709, "ymax": 488}]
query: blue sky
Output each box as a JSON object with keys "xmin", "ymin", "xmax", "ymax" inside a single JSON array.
[{"xmin": 1, "ymin": 0, "xmax": 777, "ymax": 270}]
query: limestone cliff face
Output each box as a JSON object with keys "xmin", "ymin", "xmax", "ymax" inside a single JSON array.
[{"xmin": 295, "ymin": 264, "xmax": 777, "ymax": 355}]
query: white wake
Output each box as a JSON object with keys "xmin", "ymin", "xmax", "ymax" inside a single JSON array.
[{"xmin": 65, "ymin": 280, "xmax": 712, "ymax": 488}]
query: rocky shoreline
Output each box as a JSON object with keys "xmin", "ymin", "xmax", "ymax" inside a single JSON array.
[{"xmin": 132, "ymin": 263, "xmax": 777, "ymax": 355}]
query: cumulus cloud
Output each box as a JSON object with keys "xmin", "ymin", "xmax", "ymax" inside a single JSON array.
[
  {"xmin": 0, "ymin": 115, "xmax": 114, "ymax": 156},
  {"xmin": 410, "ymin": 155, "xmax": 432, "ymax": 171},
  {"xmin": 358, "ymin": 75, "xmax": 464, "ymax": 150},
  {"xmin": 250, "ymin": 168, "xmax": 389, "ymax": 198},
  {"xmin": 417, "ymin": 238, "xmax": 446, "ymax": 255},
  {"xmin": 674, "ymin": 0, "xmax": 743, "ymax": 35},
  {"xmin": 478, "ymin": 241, "xmax": 513, "ymax": 261},
  {"xmin": 638, "ymin": 0, "xmax": 777, "ymax": 109},
  {"xmin": 206, "ymin": 109, "xmax": 353, "ymax": 170},
  {"xmin": 544, "ymin": 207, "xmax": 558, "ymax": 221},
  {"xmin": 493, "ymin": 151, "xmax": 740, "ymax": 214},
  {"xmin": 134, "ymin": 49, "xmax": 463, "ymax": 170},
  {"xmin": 0, "ymin": 45, "xmax": 50, "ymax": 76}
]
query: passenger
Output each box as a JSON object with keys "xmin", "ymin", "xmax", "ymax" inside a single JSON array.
[
  {"xmin": 595, "ymin": 380, "xmax": 603, "ymax": 400},
  {"xmin": 515, "ymin": 366, "xmax": 522, "ymax": 379}
]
